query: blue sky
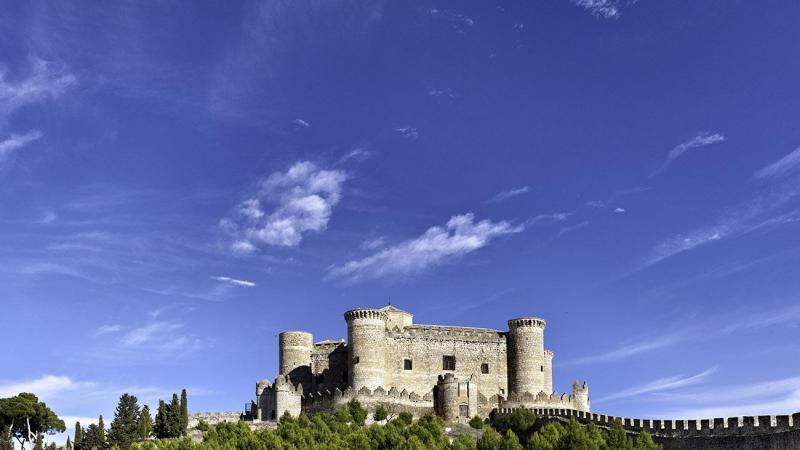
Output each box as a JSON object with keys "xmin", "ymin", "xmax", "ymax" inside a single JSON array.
[{"xmin": 2, "ymin": 0, "xmax": 800, "ymax": 442}]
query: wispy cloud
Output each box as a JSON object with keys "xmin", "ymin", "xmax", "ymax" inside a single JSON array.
[
  {"xmin": 394, "ymin": 127, "xmax": 419, "ymax": 141},
  {"xmin": 121, "ymin": 321, "xmax": 184, "ymax": 346},
  {"xmin": 210, "ymin": 276, "xmax": 256, "ymax": 287},
  {"xmin": 0, "ymin": 129, "xmax": 43, "ymax": 164},
  {"xmin": 557, "ymin": 220, "xmax": 589, "ymax": 237},
  {"xmin": 327, "ymin": 213, "xmax": 523, "ymax": 283},
  {"xmin": 643, "ymin": 147, "xmax": 800, "ymax": 267},
  {"xmin": 0, "ymin": 57, "xmax": 76, "ymax": 118},
  {"xmin": 652, "ymin": 132, "xmax": 726, "ymax": 175},
  {"xmin": 0, "ymin": 375, "xmax": 91, "ymax": 399},
  {"xmin": 525, "ymin": 212, "xmax": 571, "ymax": 226},
  {"xmin": 595, "ymin": 367, "xmax": 717, "ymax": 403},
  {"xmin": 560, "ymin": 333, "xmax": 684, "ymax": 366},
  {"xmin": 292, "ymin": 118, "xmax": 310, "ymax": 128},
  {"xmin": 92, "ymin": 324, "xmax": 123, "ymax": 337},
  {"xmin": 571, "ymin": 0, "xmax": 634, "ymax": 19},
  {"xmin": 221, "ymin": 161, "xmax": 347, "ymax": 251},
  {"xmin": 753, "ymin": 147, "xmax": 800, "ymax": 181},
  {"xmin": 487, "ymin": 186, "xmax": 530, "ymax": 203}
]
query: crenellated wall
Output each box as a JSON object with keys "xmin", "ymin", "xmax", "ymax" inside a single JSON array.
[{"xmin": 491, "ymin": 407, "xmax": 800, "ymax": 450}]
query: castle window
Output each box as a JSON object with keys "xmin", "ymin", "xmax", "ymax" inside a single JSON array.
[
  {"xmin": 443, "ymin": 355, "xmax": 456, "ymax": 371},
  {"xmin": 459, "ymin": 405, "xmax": 469, "ymax": 417},
  {"xmin": 481, "ymin": 363, "xmax": 489, "ymax": 374},
  {"xmin": 353, "ymin": 356, "xmax": 359, "ymax": 364},
  {"xmin": 541, "ymin": 365, "xmax": 544, "ymax": 372},
  {"xmin": 404, "ymin": 359, "xmax": 413, "ymax": 370}
]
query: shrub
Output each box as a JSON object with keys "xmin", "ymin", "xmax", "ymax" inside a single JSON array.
[
  {"xmin": 469, "ymin": 416, "xmax": 484, "ymax": 429},
  {"xmin": 373, "ymin": 406, "xmax": 388, "ymax": 422}
]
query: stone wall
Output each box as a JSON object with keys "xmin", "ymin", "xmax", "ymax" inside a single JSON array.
[
  {"xmin": 384, "ymin": 325, "xmax": 509, "ymax": 399},
  {"xmin": 311, "ymin": 340, "xmax": 348, "ymax": 392},
  {"xmin": 492, "ymin": 407, "xmax": 800, "ymax": 450}
]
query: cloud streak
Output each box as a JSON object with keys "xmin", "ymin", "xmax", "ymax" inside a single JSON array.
[
  {"xmin": 327, "ymin": 213, "xmax": 522, "ymax": 283},
  {"xmin": 487, "ymin": 186, "xmax": 530, "ymax": 203},
  {"xmin": 571, "ymin": 0, "xmax": 632, "ymax": 19},
  {"xmin": 0, "ymin": 57, "xmax": 76, "ymax": 119},
  {"xmin": 753, "ymin": 147, "xmax": 800, "ymax": 181},
  {"xmin": 222, "ymin": 161, "xmax": 346, "ymax": 252},
  {"xmin": 210, "ymin": 276, "xmax": 256, "ymax": 287},
  {"xmin": 596, "ymin": 367, "xmax": 717, "ymax": 403},
  {"xmin": 0, "ymin": 130, "xmax": 43, "ymax": 163}
]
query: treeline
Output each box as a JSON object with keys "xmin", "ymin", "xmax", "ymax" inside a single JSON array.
[
  {"xmin": 130, "ymin": 401, "xmax": 662, "ymax": 450},
  {"xmin": 71, "ymin": 389, "xmax": 189, "ymax": 450}
]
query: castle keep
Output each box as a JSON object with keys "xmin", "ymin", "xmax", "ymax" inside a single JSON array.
[{"xmin": 250, "ymin": 306, "xmax": 589, "ymax": 422}]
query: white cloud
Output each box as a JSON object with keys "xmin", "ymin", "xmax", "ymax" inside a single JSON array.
[
  {"xmin": 0, "ymin": 375, "xmax": 90, "ymax": 398},
  {"xmin": 557, "ymin": 220, "xmax": 589, "ymax": 237},
  {"xmin": 0, "ymin": 129, "xmax": 43, "ymax": 163},
  {"xmin": 615, "ymin": 207, "xmax": 626, "ymax": 213},
  {"xmin": 292, "ymin": 118, "xmax": 310, "ymax": 128},
  {"xmin": 596, "ymin": 367, "xmax": 717, "ymax": 403},
  {"xmin": 328, "ymin": 213, "xmax": 522, "ymax": 283},
  {"xmin": 571, "ymin": 0, "xmax": 630, "ymax": 19},
  {"xmin": 121, "ymin": 321, "xmax": 184, "ymax": 346},
  {"xmin": 92, "ymin": 324, "xmax": 123, "ymax": 337},
  {"xmin": 210, "ymin": 276, "xmax": 256, "ymax": 287},
  {"xmin": 360, "ymin": 236, "xmax": 387, "ymax": 251},
  {"xmin": 0, "ymin": 57, "xmax": 76, "ymax": 118},
  {"xmin": 223, "ymin": 161, "xmax": 346, "ymax": 251},
  {"xmin": 753, "ymin": 147, "xmax": 800, "ymax": 180},
  {"xmin": 394, "ymin": 127, "xmax": 419, "ymax": 140},
  {"xmin": 665, "ymin": 131, "xmax": 726, "ymax": 165},
  {"xmin": 487, "ymin": 186, "xmax": 530, "ymax": 203},
  {"xmin": 560, "ymin": 333, "xmax": 684, "ymax": 366},
  {"xmin": 526, "ymin": 212, "xmax": 571, "ymax": 226}
]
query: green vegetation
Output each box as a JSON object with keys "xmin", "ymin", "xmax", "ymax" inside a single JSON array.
[
  {"xmin": 0, "ymin": 393, "xmax": 65, "ymax": 450},
  {"xmin": 469, "ymin": 416, "xmax": 484, "ymax": 429}
]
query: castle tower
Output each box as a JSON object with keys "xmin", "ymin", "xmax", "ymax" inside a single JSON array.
[
  {"xmin": 572, "ymin": 381, "xmax": 590, "ymax": 412},
  {"xmin": 543, "ymin": 350, "xmax": 554, "ymax": 394},
  {"xmin": 436, "ymin": 373, "xmax": 460, "ymax": 422},
  {"xmin": 507, "ymin": 317, "xmax": 547, "ymax": 395},
  {"xmin": 274, "ymin": 374, "xmax": 302, "ymax": 418},
  {"xmin": 278, "ymin": 331, "xmax": 313, "ymax": 392},
  {"xmin": 344, "ymin": 308, "xmax": 388, "ymax": 390}
]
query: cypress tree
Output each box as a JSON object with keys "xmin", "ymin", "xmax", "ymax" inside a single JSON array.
[
  {"xmin": 74, "ymin": 422, "xmax": 83, "ymax": 450},
  {"xmin": 108, "ymin": 394, "xmax": 141, "ymax": 450},
  {"xmin": 98, "ymin": 415, "xmax": 106, "ymax": 449},
  {"xmin": 154, "ymin": 401, "xmax": 168, "ymax": 439},
  {"xmin": 167, "ymin": 394, "xmax": 180, "ymax": 438},
  {"xmin": 179, "ymin": 389, "xmax": 188, "ymax": 436},
  {"xmin": 138, "ymin": 406, "xmax": 152, "ymax": 440},
  {"xmin": 65, "ymin": 436, "xmax": 72, "ymax": 450}
]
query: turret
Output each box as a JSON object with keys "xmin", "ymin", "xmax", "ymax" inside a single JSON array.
[
  {"xmin": 274, "ymin": 374, "xmax": 302, "ymax": 418},
  {"xmin": 279, "ymin": 331, "xmax": 313, "ymax": 392},
  {"xmin": 507, "ymin": 317, "xmax": 547, "ymax": 395},
  {"xmin": 344, "ymin": 308, "xmax": 388, "ymax": 390},
  {"xmin": 543, "ymin": 350, "xmax": 554, "ymax": 394},
  {"xmin": 437, "ymin": 373, "xmax": 460, "ymax": 422},
  {"xmin": 572, "ymin": 381, "xmax": 590, "ymax": 412}
]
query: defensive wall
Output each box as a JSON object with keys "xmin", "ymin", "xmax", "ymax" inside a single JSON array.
[{"xmin": 492, "ymin": 407, "xmax": 800, "ymax": 450}]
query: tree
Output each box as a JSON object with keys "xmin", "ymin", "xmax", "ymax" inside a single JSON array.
[
  {"xmin": 82, "ymin": 416, "xmax": 106, "ymax": 450},
  {"xmin": 73, "ymin": 422, "xmax": 83, "ymax": 450},
  {"xmin": 65, "ymin": 436, "xmax": 72, "ymax": 450},
  {"xmin": 108, "ymin": 395, "xmax": 141, "ymax": 450},
  {"xmin": 179, "ymin": 390, "xmax": 188, "ymax": 436},
  {"xmin": 605, "ymin": 420, "xmax": 633, "ymax": 450},
  {"xmin": 373, "ymin": 406, "xmax": 388, "ymax": 422},
  {"xmin": 634, "ymin": 432, "xmax": 662, "ymax": 450},
  {"xmin": 153, "ymin": 401, "xmax": 168, "ymax": 439},
  {"xmin": 469, "ymin": 416, "xmax": 484, "ymax": 429},
  {"xmin": 138, "ymin": 406, "xmax": 152, "ymax": 440},
  {"xmin": 167, "ymin": 394, "xmax": 180, "ymax": 438},
  {"xmin": 501, "ymin": 430, "xmax": 523, "ymax": 450},
  {"xmin": 478, "ymin": 428, "xmax": 503, "ymax": 450},
  {"xmin": 0, "ymin": 393, "xmax": 65, "ymax": 450}
]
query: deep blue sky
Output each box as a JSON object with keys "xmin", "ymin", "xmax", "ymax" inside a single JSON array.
[{"xmin": 2, "ymin": 0, "xmax": 800, "ymax": 442}]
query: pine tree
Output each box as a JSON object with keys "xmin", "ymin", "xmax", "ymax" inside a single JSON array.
[
  {"xmin": 179, "ymin": 390, "xmax": 188, "ymax": 436},
  {"xmin": 167, "ymin": 394, "xmax": 181, "ymax": 438},
  {"xmin": 108, "ymin": 394, "xmax": 141, "ymax": 450},
  {"xmin": 153, "ymin": 401, "xmax": 168, "ymax": 439},
  {"xmin": 74, "ymin": 422, "xmax": 83, "ymax": 450},
  {"xmin": 138, "ymin": 406, "xmax": 152, "ymax": 440},
  {"xmin": 607, "ymin": 420, "xmax": 634, "ymax": 450},
  {"xmin": 82, "ymin": 417, "xmax": 106, "ymax": 450}
]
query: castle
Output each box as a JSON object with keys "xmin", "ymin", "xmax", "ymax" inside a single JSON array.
[{"xmin": 249, "ymin": 306, "xmax": 589, "ymax": 422}]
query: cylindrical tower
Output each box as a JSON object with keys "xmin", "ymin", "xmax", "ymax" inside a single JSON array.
[
  {"xmin": 543, "ymin": 350, "xmax": 554, "ymax": 394},
  {"xmin": 344, "ymin": 308, "xmax": 387, "ymax": 390},
  {"xmin": 279, "ymin": 331, "xmax": 313, "ymax": 392},
  {"xmin": 436, "ymin": 373, "xmax": 460, "ymax": 422},
  {"xmin": 507, "ymin": 317, "xmax": 547, "ymax": 395}
]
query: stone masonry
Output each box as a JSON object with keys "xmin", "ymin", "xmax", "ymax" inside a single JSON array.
[{"xmin": 249, "ymin": 305, "xmax": 590, "ymax": 422}]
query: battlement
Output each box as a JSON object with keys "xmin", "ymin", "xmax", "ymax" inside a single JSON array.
[
  {"xmin": 344, "ymin": 308, "xmax": 388, "ymax": 321},
  {"xmin": 387, "ymin": 324, "xmax": 506, "ymax": 343},
  {"xmin": 499, "ymin": 390, "xmax": 587, "ymax": 411},
  {"xmin": 301, "ymin": 385, "xmax": 435, "ymax": 416},
  {"xmin": 491, "ymin": 408, "xmax": 800, "ymax": 438},
  {"xmin": 508, "ymin": 317, "xmax": 546, "ymax": 329},
  {"xmin": 544, "ymin": 350, "xmax": 554, "ymax": 358}
]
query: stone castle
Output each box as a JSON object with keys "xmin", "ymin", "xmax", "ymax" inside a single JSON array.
[{"xmin": 249, "ymin": 305, "xmax": 589, "ymax": 422}]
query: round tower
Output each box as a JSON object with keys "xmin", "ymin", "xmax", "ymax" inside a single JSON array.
[
  {"xmin": 344, "ymin": 308, "xmax": 387, "ymax": 390},
  {"xmin": 507, "ymin": 317, "xmax": 547, "ymax": 395},
  {"xmin": 436, "ymin": 373, "xmax": 460, "ymax": 422},
  {"xmin": 543, "ymin": 350, "xmax": 554, "ymax": 394},
  {"xmin": 279, "ymin": 331, "xmax": 313, "ymax": 392},
  {"xmin": 572, "ymin": 381, "xmax": 590, "ymax": 412}
]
